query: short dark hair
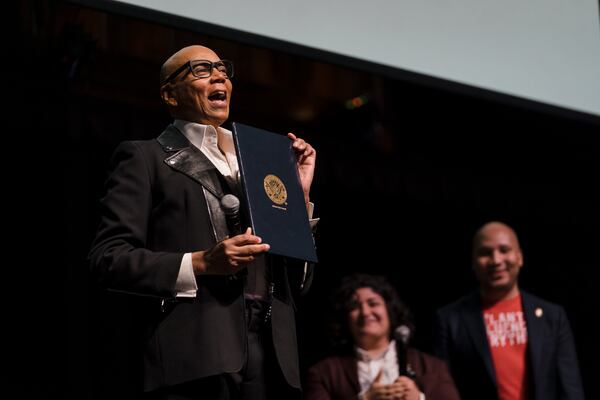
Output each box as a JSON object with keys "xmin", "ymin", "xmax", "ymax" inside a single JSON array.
[{"xmin": 329, "ymin": 273, "xmax": 414, "ymax": 350}]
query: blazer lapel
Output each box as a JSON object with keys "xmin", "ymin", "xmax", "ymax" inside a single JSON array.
[
  {"xmin": 462, "ymin": 292, "xmax": 497, "ymax": 386},
  {"xmin": 521, "ymin": 291, "xmax": 543, "ymax": 393},
  {"xmin": 157, "ymin": 125, "xmax": 230, "ymax": 241},
  {"xmin": 158, "ymin": 125, "xmax": 225, "ymax": 199}
]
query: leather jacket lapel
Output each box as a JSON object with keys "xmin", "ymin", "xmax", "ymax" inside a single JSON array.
[
  {"xmin": 157, "ymin": 125, "xmax": 230, "ymax": 242},
  {"xmin": 164, "ymin": 147, "xmax": 224, "ymax": 199},
  {"xmin": 521, "ymin": 291, "xmax": 543, "ymax": 394}
]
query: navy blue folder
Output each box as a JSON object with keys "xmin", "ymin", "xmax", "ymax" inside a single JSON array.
[{"xmin": 231, "ymin": 122, "xmax": 318, "ymax": 263}]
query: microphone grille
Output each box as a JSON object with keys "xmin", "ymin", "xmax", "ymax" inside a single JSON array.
[
  {"xmin": 394, "ymin": 325, "xmax": 411, "ymax": 344},
  {"xmin": 220, "ymin": 194, "xmax": 240, "ymax": 215}
]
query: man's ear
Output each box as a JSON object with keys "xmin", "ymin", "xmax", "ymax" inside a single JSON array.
[
  {"xmin": 160, "ymin": 85, "xmax": 178, "ymax": 107},
  {"xmin": 517, "ymin": 249, "xmax": 524, "ymax": 269}
]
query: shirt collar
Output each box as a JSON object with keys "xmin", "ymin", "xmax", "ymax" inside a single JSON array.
[
  {"xmin": 173, "ymin": 119, "xmax": 233, "ymax": 153},
  {"xmin": 355, "ymin": 340, "xmax": 397, "ymax": 362}
]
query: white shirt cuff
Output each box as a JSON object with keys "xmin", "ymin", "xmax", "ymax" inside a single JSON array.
[
  {"xmin": 307, "ymin": 201, "xmax": 315, "ymax": 218},
  {"xmin": 174, "ymin": 253, "xmax": 198, "ymax": 298},
  {"xmin": 307, "ymin": 201, "xmax": 319, "ymax": 230}
]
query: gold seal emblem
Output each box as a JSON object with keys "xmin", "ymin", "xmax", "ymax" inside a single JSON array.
[{"xmin": 263, "ymin": 174, "xmax": 287, "ymax": 206}]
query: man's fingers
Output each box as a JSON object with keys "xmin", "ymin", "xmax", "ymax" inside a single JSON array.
[
  {"xmin": 287, "ymin": 133, "xmax": 316, "ymax": 163},
  {"xmin": 293, "ymin": 140, "xmax": 307, "ymax": 149},
  {"xmin": 229, "ymin": 243, "xmax": 270, "ymax": 261},
  {"xmin": 228, "ymin": 230, "xmax": 262, "ymax": 245},
  {"xmin": 288, "ymin": 133, "xmax": 309, "ymax": 152},
  {"xmin": 245, "ymin": 243, "xmax": 270, "ymax": 255}
]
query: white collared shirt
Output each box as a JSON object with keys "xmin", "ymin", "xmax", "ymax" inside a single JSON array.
[
  {"xmin": 356, "ymin": 340, "xmax": 400, "ymax": 392},
  {"xmin": 356, "ymin": 340, "xmax": 425, "ymax": 400},
  {"xmin": 174, "ymin": 119, "xmax": 240, "ymax": 190}
]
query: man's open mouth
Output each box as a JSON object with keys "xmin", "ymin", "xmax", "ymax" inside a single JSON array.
[{"xmin": 208, "ymin": 91, "xmax": 227, "ymax": 102}]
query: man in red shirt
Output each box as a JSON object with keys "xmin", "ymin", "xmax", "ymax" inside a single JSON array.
[{"xmin": 433, "ymin": 221, "xmax": 585, "ymax": 400}]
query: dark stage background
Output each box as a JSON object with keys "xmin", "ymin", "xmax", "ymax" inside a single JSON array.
[{"xmin": 16, "ymin": 1, "xmax": 599, "ymax": 399}]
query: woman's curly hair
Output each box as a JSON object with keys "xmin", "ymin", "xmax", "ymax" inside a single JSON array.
[{"xmin": 328, "ymin": 273, "xmax": 414, "ymax": 350}]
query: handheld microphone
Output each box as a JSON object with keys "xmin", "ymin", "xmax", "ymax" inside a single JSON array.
[
  {"xmin": 394, "ymin": 325, "xmax": 411, "ymax": 377},
  {"xmin": 220, "ymin": 194, "xmax": 242, "ymax": 236},
  {"xmin": 395, "ymin": 325, "xmax": 410, "ymax": 345}
]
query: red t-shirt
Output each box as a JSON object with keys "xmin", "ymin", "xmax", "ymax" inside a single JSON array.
[{"xmin": 483, "ymin": 294, "xmax": 530, "ymax": 400}]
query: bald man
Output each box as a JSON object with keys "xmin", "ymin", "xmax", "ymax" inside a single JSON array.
[
  {"xmin": 89, "ymin": 45, "xmax": 317, "ymax": 399},
  {"xmin": 433, "ymin": 222, "xmax": 584, "ymax": 400}
]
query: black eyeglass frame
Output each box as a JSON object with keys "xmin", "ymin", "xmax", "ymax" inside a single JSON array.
[{"xmin": 161, "ymin": 59, "xmax": 234, "ymax": 85}]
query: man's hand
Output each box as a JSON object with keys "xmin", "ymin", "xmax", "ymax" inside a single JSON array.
[
  {"xmin": 288, "ymin": 133, "xmax": 316, "ymax": 204},
  {"xmin": 191, "ymin": 228, "xmax": 270, "ymax": 275}
]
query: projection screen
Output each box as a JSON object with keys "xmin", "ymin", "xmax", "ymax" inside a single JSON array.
[{"xmin": 96, "ymin": 0, "xmax": 600, "ymax": 118}]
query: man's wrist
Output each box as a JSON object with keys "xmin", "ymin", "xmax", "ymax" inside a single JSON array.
[{"xmin": 191, "ymin": 250, "xmax": 208, "ymax": 274}]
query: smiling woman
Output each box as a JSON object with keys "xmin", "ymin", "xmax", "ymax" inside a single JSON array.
[
  {"xmin": 348, "ymin": 287, "xmax": 392, "ymax": 351},
  {"xmin": 304, "ymin": 274, "xmax": 460, "ymax": 400}
]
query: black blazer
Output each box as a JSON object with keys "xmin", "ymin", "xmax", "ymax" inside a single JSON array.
[
  {"xmin": 433, "ymin": 290, "xmax": 584, "ymax": 400},
  {"xmin": 89, "ymin": 125, "xmax": 313, "ymax": 393}
]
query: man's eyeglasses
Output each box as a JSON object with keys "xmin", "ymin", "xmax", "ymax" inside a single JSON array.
[{"xmin": 162, "ymin": 59, "xmax": 234, "ymax": 85}]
